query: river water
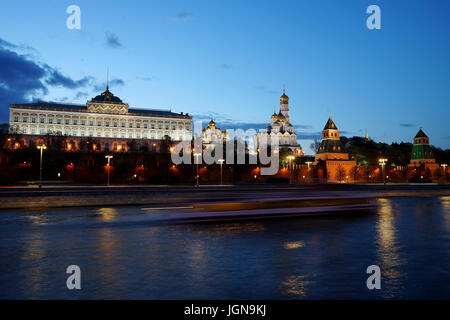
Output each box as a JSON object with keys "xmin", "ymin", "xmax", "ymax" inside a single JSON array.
[{"xmin": 0, "ymin": 197, "xmax": 449, "ymax": 299}]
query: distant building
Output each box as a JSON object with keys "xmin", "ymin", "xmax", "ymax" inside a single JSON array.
[
  {"xmin": 410, "ymin": 129, "xmax": 436, "ymax": 165},
  {"xmin": 408, "ymin": 128, "xmax": 439, "ymax": 179},
  {"xmin": 8, "ymin": 85, "xmax": 192, "ymax": 152},
  {"xmin": 314, "ymin": 115, "xmax": 356, "ymax": 183},
  {"xmin": 255, "ymin": 89, "xmax": 303, "ymax": 156},
  {"xmin": 201, "ymin": 119, "xmax": 228, "ymax": 149}
]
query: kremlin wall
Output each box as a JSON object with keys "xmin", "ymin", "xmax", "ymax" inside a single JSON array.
[{"xmin": 1, "ymin": 88, "xmax": 449, "ymax": 185}]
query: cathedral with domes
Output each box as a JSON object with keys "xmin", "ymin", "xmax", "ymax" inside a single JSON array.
[{"xmin": 255, "ymin": 89, "xmax": 303, "ymax": 156}]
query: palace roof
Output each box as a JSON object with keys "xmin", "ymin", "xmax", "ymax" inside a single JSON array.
[{"xmin": 10, "ymin": 102, "xmax": 190, "ymax": 118}]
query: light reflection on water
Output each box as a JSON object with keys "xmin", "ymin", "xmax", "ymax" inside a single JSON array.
[
  {"xmin": 0, "ymin": 197, "xmax": 449, "ymax": 299},
  {"xmin": 375, "ymin": 198, "xmax": 406, "ymax": 298}
]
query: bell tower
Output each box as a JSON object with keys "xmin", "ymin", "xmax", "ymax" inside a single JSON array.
[{"xmin": 280, "ymin": 87, "xmax": 290, "ymax": 123}]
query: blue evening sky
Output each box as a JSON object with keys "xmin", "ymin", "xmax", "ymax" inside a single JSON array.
[{"xmin": 1, "ymin": 0, "xmax": 449, "ymax": 154}]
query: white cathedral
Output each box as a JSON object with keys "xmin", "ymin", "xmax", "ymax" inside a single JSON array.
[{"xmin": 255, "ymin": 89, "xmax": 303, "ymax": 156}]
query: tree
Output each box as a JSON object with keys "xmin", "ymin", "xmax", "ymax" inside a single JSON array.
[
  {"xmin": 336, "ymin": 164, "xmax": 346, "ymax": 183},
  {"xmin": 310, "ymin": 139, "xmax": 321, "ymax": 153},
  {"xmin": 160, "ymin": 135, "xmax": 173, "ymax": 153}
]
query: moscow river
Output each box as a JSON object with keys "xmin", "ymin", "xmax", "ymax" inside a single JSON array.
[{"xmin": 0, "ymin": 196, "xmax": 449, "ymax": 299}]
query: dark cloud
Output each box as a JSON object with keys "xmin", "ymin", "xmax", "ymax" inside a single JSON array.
[
  {"xmin": 400, "ymin": 123, "xmax": 415, "ymax": 128},
  {"xmin": 172, "ymin": 11, "xmax": 195, "ymax": 21},
  {"xmin": 74, "ymin": 91, "xmax": 88, "ymax": 100},
  {"xmin": 105, "ymin": 32, "xmax": 122, "ymax": 48},
  {"xmin": 256, "ymin": 85, "xmax": 280, "ymax": 94},
  {"xmin": 94, "ymin": 78, "xmax": 125, "ymax": 91},
  {"xmin": 138, "ymin": 76, "xmax": 157, "ymax": 82},
  {"xmin": 294, "ymin": 131, "xmax": 323, "ymax": 140},
  {"xmin": 45, "ymin": 67, "xmax": 94, "ymax": 89},
  {"xmin": 0, "ymin": 38, "xmax": 100, "ymax": 122}
]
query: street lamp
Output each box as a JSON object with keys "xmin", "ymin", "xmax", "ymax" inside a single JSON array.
[
  {"xmin": 218, "ymin": 159, "xmax": 225, "ymax": 185},
  {"xmin": 379, "ymin": 158, "xmax": 388, "ymax": 185},
  {"xmin": 287, "ymin": 155, "xmax": 295, "ymax": 184},
  {"xmin": 194, "ymin": 153, "xmax": 201, "ymax": 187},
  {"xmin": 105, "ymin": 155, "xmax": 113, "ymax": 186},
  {"xmin": 305, "ymin": 161, "xmax": 313, "ymax": 183},
  {"xmin": 441, "ymin": 164, "xmax": 448, "ymax": 183},
  {"xmin": 37, "ymin": 145, "xmax": 47, "ymax": 188}
]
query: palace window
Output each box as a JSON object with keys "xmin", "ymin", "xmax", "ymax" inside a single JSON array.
[
  {"xmin": 129, "ymin": 122, "xmax": 133, "ymax": 128},
  {"xmin": 23, "ymin": 116, "xmax": 28, "ymax": 122},
  {"xmin": 14, "ymin": 115, "xmax": 19, "ymax": 122},
  {"xmin": 73, "ymin": 119, "xmax": 78, "ymax": 125},
  {"xmin": 179, "ymin": 125, "xmax": 183, "ymax": 130},
  {"xmin": 114, "ymin": 132, "xmax": 117, "ymax": 138},
  {"xmin": 57, "ymin": 118, "xmax": 62, "ymax": 124},
  {"xmin": 48, "ymin": 118, "xmax": 53, "ymax": 124},
  {"xmin": 97, "ymin": 121, "xmax": 102, "ymax": 126},
  {"xmin": 90, "ymin": 120, "xmax": 94, "ymax": 126},
  {"xmin": 89, "ymin": 131, "xmax": 93, "ymax": 137},
  {"xmin": 136, "ymin": 133, "xmax": 140, "ymax": 139},
  {"xmin": 65, "ymin": 119, "xmax": 69, "ymax": 125},
  {"xmin": 81, "ymin": 120, "xmax": 86, "ymax": 126},
  {"xmin": 151, "ymin": 124, "xmax": 155, "ymax": 129},
  {"xmin": 137, "ymin": 123, "xmax": 141, "ymax": 128},
  {"xmin": 144, "ymin": 123, "xmax": 148, "ymax": 129},
  {"xmin": 81, "ymin": 131, "xmax": 85, "ymax": 137},
  {"xmin": 31, "ymin": 128, "xmax": 35, "ymax": 134},
  {"xmin": 105, "ymin": 121, "xmax": 110, "ymax": 127},
  {"xmin": 32, "ymin": 117, "xmax": 36, "ymax": 123},
  {"xmin": 114, "ymin": 121, "xmax": 118, "ymax": 128},
  {"xmin": 73, "ymin": 129, "xmax": 77, "ymax": 136},
  {"xmin": 41, "ymin": 118, "xmax": 45, "ymax": 124},
  {"xmin": 128, "ymin": 133, "xmax": 133, "ymax": 138},
  {"xmin": 121, "ymin": 133, "xmax": 125, "ymax": 138},
  {"xmin": 65, "ymin": 129, "xmax": 69, "ymax": 135},
  {"xmin": 121, "ymin": 122, "xmax": 125, "ymax": 128},
  {"xmin": 40, "ymin": 128, "xmax": 45, "ymax": 134}
]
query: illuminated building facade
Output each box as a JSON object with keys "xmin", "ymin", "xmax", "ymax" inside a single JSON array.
[
  {"xmin": 9, "ymin": 86, "xmax": 192, "ymax": 152},
  {"xmin": 255, "ymin": 89, "xmax": 303, "ymax": 156}
]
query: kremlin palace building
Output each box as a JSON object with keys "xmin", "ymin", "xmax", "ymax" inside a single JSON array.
[{"xmin": 8, "ymin": 86, "xmax": 193, "ymax": 152}]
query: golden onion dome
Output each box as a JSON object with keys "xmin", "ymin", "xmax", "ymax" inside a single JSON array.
[{"xmin": 280, "ymin": 88, "xmax": 289, "ymax": 102}]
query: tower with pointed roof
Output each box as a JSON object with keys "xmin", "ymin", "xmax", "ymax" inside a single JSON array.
[
  {"xmin": 410, "ymin": 129, "xmax": 436, "ymax": 165},
  {"xmin": 314, "ymin": 115, "xmax": 356, "ymax": 183},
  {"xmin": 315, "ymin": 115, "xmax": 348, "ymax": 161}
]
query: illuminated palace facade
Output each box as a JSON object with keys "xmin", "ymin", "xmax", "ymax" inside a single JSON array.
[{"xmin": 9, "ymin": 86, "xmax": 192, "ymax": 151}]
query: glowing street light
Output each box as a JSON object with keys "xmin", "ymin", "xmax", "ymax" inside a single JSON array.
[
  {"xmin": 442, "ymin": 164, "xmax": 448, "ymax": 183},
  {"xmin": 287, "ymin": 155, "xmax": 295, "ymax": 184},
  {"xmin": 105, "ymin": 155, "xmax": 113, "ymax": 186},
  {"xmin": 305, "ymin": 161, "xmax": 313, "ymax": 183},
  {"xmin": 218, "ymin": 159, "xmax": 225, "ymax": 185},
  {"xmin": 37, "ymin": 145, "xmax": 47, "ymax": 188},
  {"xmin": 379, "ymin": 158, "xmax": 388, "ymax": 185},
  {"xmin": 194, "ymin": 153, "xmax": 202, "ymax": 187}
]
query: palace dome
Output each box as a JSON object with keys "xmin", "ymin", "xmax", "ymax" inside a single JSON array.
[{"xmin": 90, "ymin": 87, "xmax": 124, "ymax": 104}]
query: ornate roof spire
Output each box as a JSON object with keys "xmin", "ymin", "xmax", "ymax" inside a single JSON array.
[{"xmin": 106, "ymin": 66, "xmax": 109, "ymax": 91}]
